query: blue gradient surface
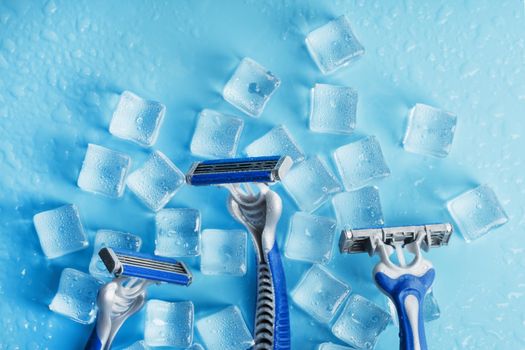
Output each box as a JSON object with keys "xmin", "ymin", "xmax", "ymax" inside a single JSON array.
[{"xmin": 0, "ymin": 0, "xmax": 524, "ymax": 349}]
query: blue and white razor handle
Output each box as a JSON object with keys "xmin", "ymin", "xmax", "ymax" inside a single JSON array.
[
  {"xmin": 85, "ymin": 248, "xmax": 192, "ymax": 350},
  {"xmin": 186, "ymin": 156, "xmax": 293, "ymax": 350},
  {"xmin": 339, "ymin": 224, "xmax": 452, "ymax": 350}
]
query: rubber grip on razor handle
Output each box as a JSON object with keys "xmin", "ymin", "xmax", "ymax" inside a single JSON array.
[
  {"xmin": 374, "ymin": 269, "xmax": 435, "ymax": 350},
  {"xmin": 84, "ymin": 327, "xmax": 103, "ymax": 350}
]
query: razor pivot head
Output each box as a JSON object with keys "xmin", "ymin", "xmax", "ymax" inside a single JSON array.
[
  {"xmin": 99, "ymin": 247, "xmax": 192, "ymax": 286},
  {"xmin": 339, "ymin": 223, "xmax": 453, "ymax": 255},
  {"xmin": 185, "ymin": 155, "xmax": 293, "ymax": 186}
]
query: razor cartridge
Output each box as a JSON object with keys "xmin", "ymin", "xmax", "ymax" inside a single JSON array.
[
  {"xmin": 338, "ymin": 223, "xmax": 452, "ymax": 350},
  {"xmin": 186, "ymin": 155, "xmax": 293, "ymax": 186}
]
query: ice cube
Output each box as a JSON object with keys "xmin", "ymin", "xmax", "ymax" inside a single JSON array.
[
  {"xmin": 309, "ymin": 83, "xmax": 358, "ymax": 134},
  {"xmin": 447, "ymin": 184, "xmax": 508, "ymax": 242},
  {"xmin": 291, "ymin": 264, "xmax": 350, "ymax": 323},
  {"xmin": 144, "ymin": 300, "xmax": 194, "ymax": 348},
  {"xmin": 331, "ymin": 294, "xmax": 390, "ymax": 349},
  {"xmin": 305, "ymin": 15, "xmax": 364, "ymax": 75},
  {"xmin": 223, "ymin": 57, "xmax": 281, "ymax": 117},
  {"xmin": 48, "ymin": 268, "xmax": 102, "ymax": 324},
  {"xmin": 332, "ymin": 186, "xmax": 384, "ymax": 229},
  {"xmin": 386, "ymin": 289, "xmax": 441, "ymax": 325},
  {"xmin": 285, "ymin": 212, "xmax": 337, "ymax": 264},
  {"xmin": 109, "ymin": 91, "xmax": 166, "ymax": 147},
  {"xmin": 77, "ymin": 144, "xmax": 131, "ymax": 198},
  {"xmin": 190, "ymin": 109, "xmax": 244, "ymax": 158},
  {"xmin": 333, "ymin": 136, "xmax": 390, "ymax": 190},
  {"xmin": 126, "ymin": 150, "xmax": 185, "ymax": 211},
  {"xmin": 187, "ymin": 344, "xmax": 204, "ymax": 350},
  {"xmin": 245, "ymin": 125, "xmax": 305, "ymax": 163},
  {"xmin": 318, "ymin": 343, "xmax": 354, "ymax": 350},
  {"xmin": 88, "ymin": 230, "xmax": 142, "ymax": 279},
  {"xmin": 155, "ymin": 208, "xmax": 201, "ymax": 257},
  {"xmin": 196, "ymin": 305, "xmax": 254, "ymax": 350},
  {"xmin": 282, "ymin": 156, "xmax": 342, "ymax": 212},
  {"xmin": 402, "ymin": 104, "xmax": 457, "ymax": 158},
  {"xmin": 33, "ymin": 204, "xmax": 88, "ymax": 259},
  {"xmin": 123, "ymin": 340, "xmax": 150, "ymax": 350},
  {"xmin": 200, "ymin": 229, "xmax": 247, "ymax": 276}
]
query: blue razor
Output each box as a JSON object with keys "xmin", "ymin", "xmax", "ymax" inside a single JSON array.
[
  {"xmin": 186, "ymin": 155, "xmax": 293, "ymax": 350},
  {"xmin": 85, "ymin": 248, "xmax": 192, "ymax": 350},
  {"xmin": 339, "ymin": 224, "xmax": 452, "ymax": 350}
]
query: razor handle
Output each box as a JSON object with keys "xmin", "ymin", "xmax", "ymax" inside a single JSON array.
[
  {"xmin": 375, "ymin": 268, "xmax": 435, "ymax": 350},
  {"xmin": 84, "ymin": 326, "xmax": 104, "ymax": 350},
  {"xmin": 254, "ymin": 244, "xmax": 291, "ymax": 350}
]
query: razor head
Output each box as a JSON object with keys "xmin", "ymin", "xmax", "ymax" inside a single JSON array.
[
  {"xmin": 339, "ymin": 223, "xmax": 453, "ymax": 255},
  {"xmin": 185, "ymin": 155, "xmax": 293, "ymax": 186},
  {"xmin": 99, "ymin": 247, "xmax": 192, "ymax": 286}
]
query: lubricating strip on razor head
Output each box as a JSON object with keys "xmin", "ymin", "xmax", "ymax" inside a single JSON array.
[
  {"xmin": 99, "ymin": 247, "xmax": 192, "ymax": 286},
  {"xmin": 185, "ymin": 155, "xmax": 293, "ymax": 186},
  {"xmin": 339, "ymin": 223, "xmax": 453, "ymax": 255}
]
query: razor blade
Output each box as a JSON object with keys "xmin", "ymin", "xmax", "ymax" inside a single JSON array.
[
  {"xmin": 185, "ymin": 155, "xmax": 293, "ymax": 186},
  {"xmin": 99, "ymin": 247, "xmax": 192, "ymax": 286},
  {"xmin": 339, "ymin": 223, "xmax": 453, "ymax": 256}
]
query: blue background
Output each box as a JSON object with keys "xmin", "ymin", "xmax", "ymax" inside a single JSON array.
[{"xmin": 1, "ymin": 0, "xmax": 524, "ymax": 349}]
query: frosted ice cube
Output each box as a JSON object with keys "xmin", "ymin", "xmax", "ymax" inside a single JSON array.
[
  {"xmin": 285, "ymin": 212, "xmax": 337, "ymax": 263},
  {"xmin": 305, "ymin": 15, "xmax": 364, "ymax": 75},
  {"xmin": 318, "ymin": 343, "xmax": 354, "ymax": 350},
  {"xmin": 123, "ymin": 340, "xmax": 150, "ymax": 350},
  {"xmin": 196, "ymin": 305, "xmax": 254, "ymax": 350},
  {"xmin": 33, "ymin": 204, "xmax": 88, "ymax": 259},
  {"xmin": 332, "ymin": 187, "xmax": 384, "ymax": 229},
  {"xmin": 386, "ymin": 289, "xmax": 440, "ymax": 325},
  {"xmin": 89, "ymin": 230, "xmax": 142, "ymax": 279},
  {"xmin": 333, "ymin": 136, "xmax": 390, "ymax": 190},
  {"xmin": 447, "ymin": 184, "xmax": 508, "ymax": 242},
  {"xmin": 309, "ymin": 84, "xmax": 358, "ymax": 134},
  {"xmin": 109, "ymin": 91, "xmax": 166, "ymax": 147},
  {"xmin": 187, "ymin": 344, "xmax": 204, "ymax": 350},
  {"xmin": 245, "ymin": 125, "xmax": 305, "ymax": 163},
  {"xmin": 144, "ymin": 300, "xmax": 194, "ymax": 348},
  {"xmin": 126, "ymin": 150, "xmax": 185, "ymax": 211},
  {"xmin": 155, "ymin": 208, "xmax": 201, "ymax": 257},
  {"xmin": 190, "ymin": 109, "xmax": 244, "ymax": 158},
  {"xmin": 291, "ymin": 264, "xmax": 350, "ymax": 323},
  {"xmin": 48, "ymin": 268, "xmax": 102, "ymax": 324},
  {"xmin": 200, "ymin": 229, "xmax": 247, "ymax": 276},
  {"xmin": 402, "ymin": 104, "xmax": 457, "ymax": 158},
  {"xmin": 282, "ymin": 156, "xmax": 342, "ymax": 212},
  {"xmin": 331, "ymin": 294, "xmax": 390, "ymax": 349},
  {"xmin": 223, "ymin": 57, "xmax": 281, "ymax": 117},
  {"xmin": 77, "ymin": 144, "xmax": 131, "ymax": 198}
]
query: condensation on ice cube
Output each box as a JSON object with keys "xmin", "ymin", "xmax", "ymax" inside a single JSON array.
[
  {"xmin": 282, "ymin": 156, "xmax": 342, "ymax": 212},
  {"xmin": 402, "ymin": 103, "xmax": 457, "ymax": 158},
  {"xmin": 126, "ymin": 150, "xmax": 185, "ymax": 212},
  {"xmin": 333, "ymin": 136, "xmax": 390, "ymax": 190},
  {"xmin": 331, "ymin": 294, "xmax": 390, "ymax": 349},
  {"xmin": 109, "ymin": 91, "xmax": 166, "ymax": 147},
  {"xmin": 318, "ymin": 343, "xmax": 354, "ymax": 350},
  {"xmin": 155, "ymin": 208, "xmax": 201, "ymax": 257},
  {"xmin": 447, "ymin": 184, "xmax": 508, "ymax": 242},
  {"xmin": 123, "ymin": 340, "xmax": 151, "ymax": 350},
  {"xmin": 332, "ymin": 186, "xmax": 384, "ymax": 230},
  {"xmin": 285, "ymin": 212, "xmax": 337, "ymax": 264},
  {"xmin": 77, "ymin": 143, "xmax": 131, "ymax": 198},
  {"xmin": 305, "ymin": 15, "xmax": 364, "ymax": 75},
  {"xmin": 33, "ymin": 204, "xmax": 88, "ymax": 259},
  {"xmin": 291, "ymin": 264, "xmax": 350, "ymax": 324},
  {"xmin": 196, "ymin": 305, "xmax": 254, "ymax": 350},
  {"xmin": 244, "ymin": 125, "xmax": 305, "ymax": 163},
  {"xmin": 144, "ymin": 299, "xmax": 194, "ymax": 348},
  {"xmin": 190, "ymin": 109, "xmax": 244, "ymax": 158},
  {"xmin": 49, "ymin": 268, "xmax": 102, "ymax": 324},
  {"xmin": 200, "ymin": 229, "xmax": 247, "ymax": 276},
  {"xmin": 89, "ymin": 230, "xmax": 142, "ymax": 279},
  {"xmin": 309, "ymin": 83, "xmax": 357, "ymax": 134},
  {"xmin": 223, "ymin": 57, "xmax": 281, "ymax": 117}
]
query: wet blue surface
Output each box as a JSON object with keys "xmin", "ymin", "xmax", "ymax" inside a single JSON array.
[{"xmin": 1, "ymin": 0, "xmax": 524, "ymax": 349}]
